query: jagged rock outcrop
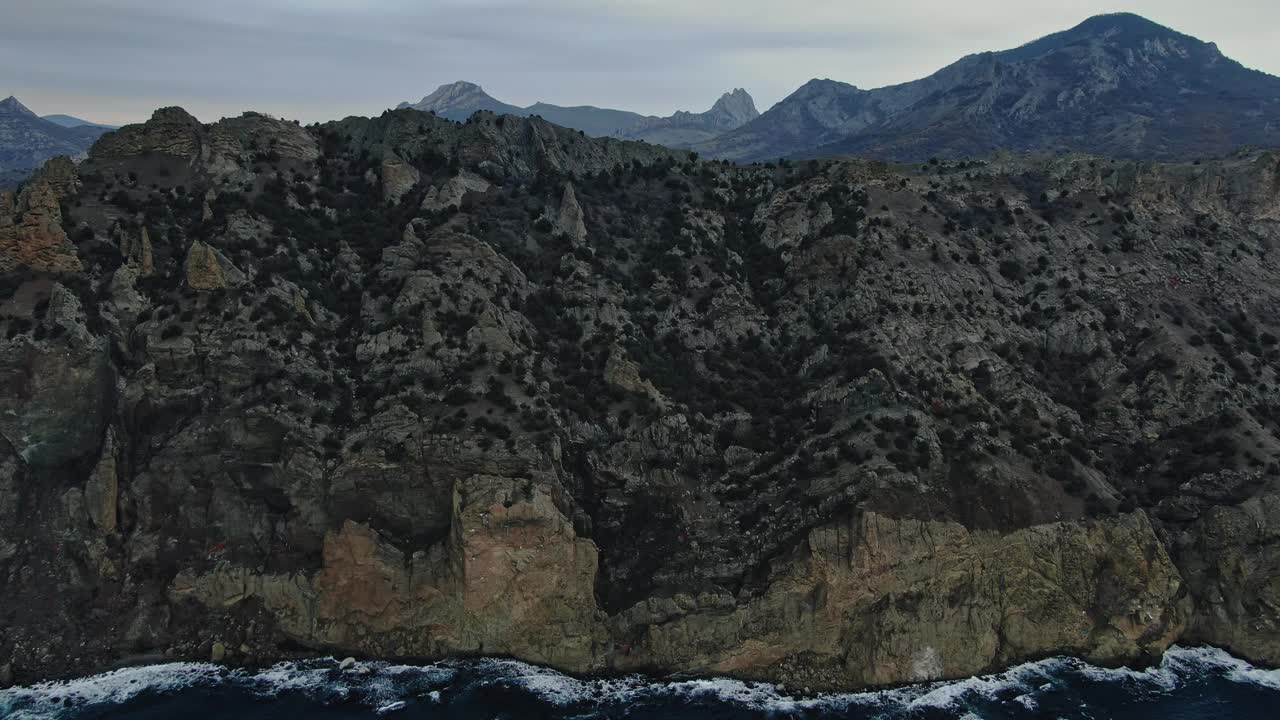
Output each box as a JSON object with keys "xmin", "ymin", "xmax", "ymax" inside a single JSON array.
[
  {"xmin": 0, "ymin": 156, "xmax": 82, "ymax": 272},
  {"xmin": 3, "ymin": 103, "xmax": 1280, "ymax": 691},
  {"xmin": 421, "ymin": 171, "xmax": 490, "ymax": 212},
  {"xmin": 184, "ymin": 240, "xmax": 243, "ymax": 290},
  {"xmin": 93, "ymin": 107, "xmax": 205, "ymax": 163},
  {"xmin": 554, "ymin": 182, "xmax": 587, "ymax": 245},
  {"xmin": 381, "ymin": 156, "xmax": 420, "ymax": 204},
  {"xmin": 116, "ymin": 224, "xmax": 154, "ymax": 276}
]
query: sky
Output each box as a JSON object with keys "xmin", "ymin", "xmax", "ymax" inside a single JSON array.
[{"xmin": 2, "ymin": 0, "xmax": 1279, "ymax": 127}]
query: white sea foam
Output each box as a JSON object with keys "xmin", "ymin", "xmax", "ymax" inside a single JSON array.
[
  {"xmin": 0, "ymin": 657, "xmax": 460, "ymax": 719},
  {"xmin": 0, "ymin": 663, "xmax": 224, "ymax": 720},
  {"xmin": 1164, "ymin": 645, "xmax": 1280, "ymax": 691},
  {"xmin": 896, "ymin": 657, "xmax": 1067, "ymax": 710},
  {"xmin": 473, "ymin": 657, "xmax": 651, "ymax": 706},
  {"xmin": 2, "ymin": 643, "xmax": 1277, "ymax": 718},
  {"xmin": 375, "ymin": 699, "xmax": 407, "ymax": 714}
]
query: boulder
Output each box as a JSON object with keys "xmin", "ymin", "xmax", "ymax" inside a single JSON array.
[{"xmin": 184, "ymin": 240, "xmax": 244, "ymax": 291}]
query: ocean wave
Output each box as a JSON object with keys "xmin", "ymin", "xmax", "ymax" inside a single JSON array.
[
  {"xmin": 0, "ymin": 663, "xmax": 227, "ymax": 720},
  {"xmin": 1164, "ymin": 645, "xmax": 1280, "ymax": 691},
  {"xmin": 1, "ymin": 644, "xmax": 1277, "ymax": 718}
]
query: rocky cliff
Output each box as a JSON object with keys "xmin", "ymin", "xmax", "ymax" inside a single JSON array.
[
  {"xmin": 1, "ymin": 104, "xmax": 1280, "ymax": 690},
  {"xmin": 696, "ymin": 13, "xmax": 1280, "ymax": 162}
]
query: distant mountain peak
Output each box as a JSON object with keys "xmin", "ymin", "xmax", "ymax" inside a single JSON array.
[
  {"xmin": 1074, "ymin": 11, "xmax": 1171, "ymax": 33},
  {"xmin": 1000, "ymin": 11, "xmax": 1217, "ymax": 62},
  {"xmin": 0, "ymin": 95, "xmax": 36, "ymax": 117},
  {"xmin": 416, "ymin": 81, "xmax": 496, "ymax": 108},
  {"xmin": 612, "ymin": 87, "xmax": 760, "ymax": 147},
  {"xmin": 0, "ymin": 95, "xmax": 111, "ymax": 182},
  {"xmin": 402, "ymin": 81, "xmax": 524, "ymax": 120},
  {"xmin": 708, "ymin": 89, "xmax": 759, "ymax": 126}
]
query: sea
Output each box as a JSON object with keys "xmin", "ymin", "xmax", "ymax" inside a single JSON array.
[{"xmin": 1, "ymin": 645, "xmax": 1276, "ymax": 719}]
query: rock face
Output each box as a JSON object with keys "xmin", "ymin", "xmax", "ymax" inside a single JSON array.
[
  {"xmin": 1175, "ymin": 495, "xmax": 1280, "ymax": 663},
  {"xmin": 554, "ymin": 183, "xmax": 587, "ymax": 245},
  {"xmin": 696, "ymin": 13, "xmax": 1280, "ymax": 162},
  {"xmin": 3, "ymin": 102, "xmax": 1280, "ymax": 690},
  {"xmin": 0, "ymin": 283, "xmax": 114, "ymax": 468},
  {"xmin": 421, "ymin": 171, "xmax": 490, "ymax": 212},
  {"xmin": 0, "ymin": 157, "xmax": 82, "ymax": 272},
  {"xmin": 615, "ymin": 510, "xmax": 1186, "ymax": 687},
  {"xmin": 92, "ymin": 107, "xmax": 205, "ymax": 164},
  {"xmin": 117, "ymin": 225, "xmax": 154, "ymax": 276},
  {"xmin": 173, "ymin": 473, "xmax": 603, "ymax": 669},
  {"xmin": 0, "ymin": 97, "xmax": 108, "ymax": 188}
]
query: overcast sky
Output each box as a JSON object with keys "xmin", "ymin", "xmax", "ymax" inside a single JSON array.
[{"xmin": 3, "ymin": 0, "xmax": 1279, "ymax": 126}]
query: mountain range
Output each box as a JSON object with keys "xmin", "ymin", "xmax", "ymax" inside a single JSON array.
[
  {"xmin": 396, "ymin": 14, "xmax": 1280, "ymax": 164},
  {"xmin": 0, "ymin": 96, "xmax": 112, "ymax": 188},
  {"xmin": 4, "ymin": 11, "xmax": 1278, "ymax": 190},
  {"xmin": 694, "ymin": 13, "xmax": 1280, "ymax": 162},
  {"xmin": 397, "ymin": 81, "xmax": 759, "ymax": 145}
]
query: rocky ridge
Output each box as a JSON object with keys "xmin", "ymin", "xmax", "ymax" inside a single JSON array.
[
  {"xmin": 0, "ymin": 104, "xmax": 1279, "ymax": 690},
  {"xmin": 695, "ymin": 13, "xmax": 1280, "ymax": 162}
]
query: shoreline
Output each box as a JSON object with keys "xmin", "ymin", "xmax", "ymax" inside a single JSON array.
[{"xmin": 5, "ymin": 642, "xmax": 1273, "ymax": 696}]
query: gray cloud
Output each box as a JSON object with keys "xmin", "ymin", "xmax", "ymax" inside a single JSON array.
[{"xmin": 2, "ymin": 0, "xmax": 1278, "ymax": 126}]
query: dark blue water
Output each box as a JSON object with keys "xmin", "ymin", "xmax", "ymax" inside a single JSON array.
[{"xmin": 1, "ymin": 646, "xmax": 1275, "ymax": 719}]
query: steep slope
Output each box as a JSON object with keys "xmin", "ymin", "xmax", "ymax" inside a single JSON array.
[
  {"xmin": 615, "ymin": 88, "xmax": 759, "ymax": 147},
  {"xmin": 2, "ymin": 105, "xmax": 1280, "ymax": 690},
  {"xmin": 0, "ymin": 96, "xmax": 109, "ymax": 188},
  {"xmin": 697, "ymin": 13, "xmax": 1280, "ymax": 162}
]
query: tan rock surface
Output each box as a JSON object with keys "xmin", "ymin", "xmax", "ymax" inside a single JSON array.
[{"xmin": 0, "ymin": 157, "xmax": 81, "ymax": 272}]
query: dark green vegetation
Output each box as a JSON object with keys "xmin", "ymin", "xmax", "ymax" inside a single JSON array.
[{"xmin": 2, "ymin": 104, "xmax": 1280, "ymax": 682}]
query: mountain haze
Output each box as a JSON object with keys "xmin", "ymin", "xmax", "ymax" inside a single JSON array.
[
  {"xmin": 0, "ymin": 96, "xmax": 110, "ymax": 188},
  {"xmin": 695, "ymin": 13, "xmax": 1280, "ymax": 162},
  {"xmin": 41, "ymin": 114, "xmax": 116, "ymax": 130},
  {"xmin": 398, "ymin": 81, "xmax": 759, "ymax": 140},
  {"xmin": 614, "ymin": 88, "xmax": 759, "ymax": 147}
]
